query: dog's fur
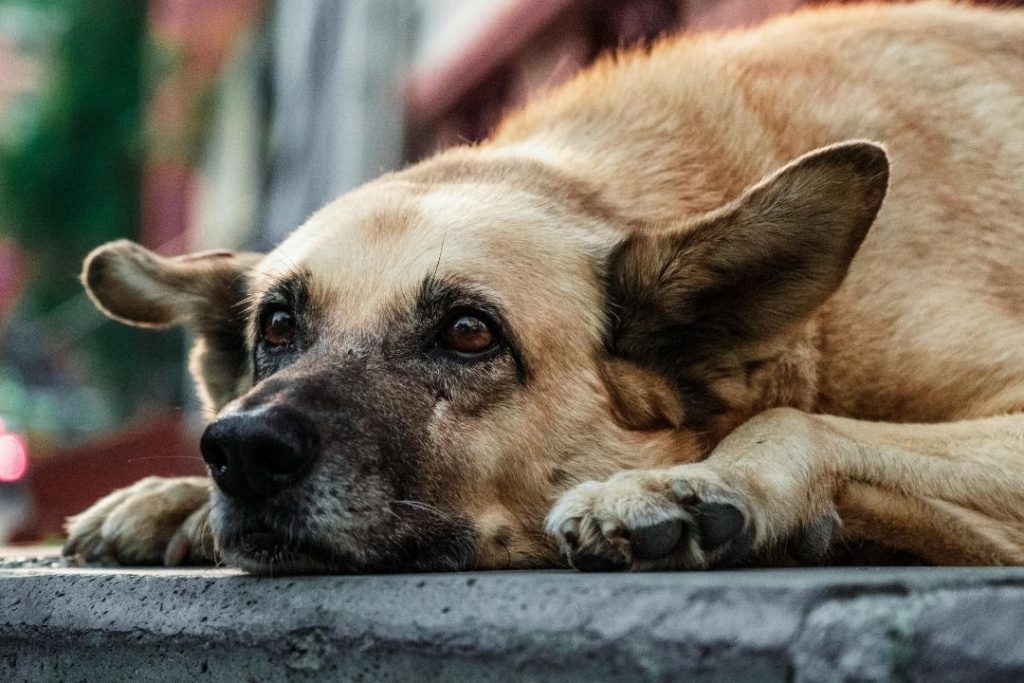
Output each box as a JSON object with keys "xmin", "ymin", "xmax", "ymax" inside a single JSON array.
[{"xmin": 64, "ymin": 2, "xmax": 1024, "ymax": 573}]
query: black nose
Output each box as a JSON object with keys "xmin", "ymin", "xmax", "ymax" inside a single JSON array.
[{"xmin": 200, "ymin": 408, "xmax": 319, "ymax": 501}]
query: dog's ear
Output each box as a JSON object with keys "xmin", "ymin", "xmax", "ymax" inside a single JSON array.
[
  {"xmin": 82, "ymin": 239, "xmax": 263, "ymax": 410},
  {"xmin": 82, "ymin": 239, "xmax": 261, "ymax": 328},
  {"xmin": 609, "ymin": 141, "xmax": 889, "ymax": 362}
]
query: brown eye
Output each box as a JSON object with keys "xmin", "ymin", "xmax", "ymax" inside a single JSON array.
[
  {"xmin": 440, "ymin": 314, "xmax": 495, "ymax": 354},
  {"xmin": 262, "ymin": 310, "xmax": 296, "ymax": 347}
]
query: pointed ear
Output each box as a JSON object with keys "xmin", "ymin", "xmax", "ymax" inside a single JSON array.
[
  {"xmin": 82, "ymin": 239, "xmax": 263, "ymax": 409},
  {"xmin": 609, "ymin": 140, "xmax": 889, "ymax": 360}
]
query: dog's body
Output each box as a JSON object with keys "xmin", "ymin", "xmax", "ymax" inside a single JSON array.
[{"xmin": 65, "ymin": 2, "xmax": 1024, "ymax": 572}]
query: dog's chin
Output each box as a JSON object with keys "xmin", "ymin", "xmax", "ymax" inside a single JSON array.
[
  {"xmin": 219, "ymin": 530, "xmax": 362, "ymax": 575},
  {"xmin": 210, "ymin": 495, "xmax": 480, "ymax": 574},
  {"xmin": 216, "ymin": 523, "xmax": 479, "ymax": 575}
]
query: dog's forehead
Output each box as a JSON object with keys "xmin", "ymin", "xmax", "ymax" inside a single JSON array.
[{"xmin": 255, "ymin": 179, "xmax": 615, "ymax": 330}]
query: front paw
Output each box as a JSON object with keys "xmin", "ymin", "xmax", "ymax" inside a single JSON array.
[
  {"xmin": 546, "ymin": 465, "xmax": 834, "ymax": 571},
  {"xmin": 63, "ymin": 476, "xmax": 215, "ymax": 567}
]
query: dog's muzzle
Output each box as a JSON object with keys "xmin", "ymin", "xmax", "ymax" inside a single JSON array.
[{"xmin": 200, "ymin": 406, "xmax": 319, "ymax": 501}]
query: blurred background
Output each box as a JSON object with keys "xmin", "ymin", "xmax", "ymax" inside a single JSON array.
[{"xmin": 0, "ymin": 0, "xmax": 1018, "ymax": 545}]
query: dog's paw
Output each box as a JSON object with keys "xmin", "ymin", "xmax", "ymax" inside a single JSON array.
[
  {"xmin": 63, "ymin": 476, "xmax": 215, "ymax": 566},
  {"xmin": 546, "ymin": 465, "xmax": 835, "ymax": 571}
]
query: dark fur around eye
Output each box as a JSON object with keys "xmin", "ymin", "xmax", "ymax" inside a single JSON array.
[{"xmin": 251, "ymin": 274, "xmax": 313, "ymax": 381}]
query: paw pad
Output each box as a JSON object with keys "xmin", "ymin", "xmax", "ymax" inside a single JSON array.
[
  {"xmin": 696, "ymin": 502, "xmax": 746, "ymax": 550},
  {"xmin": 571, "ymin": 551, "xmax": 629, "ymax": 572},
  {"xmin": 631, "ymin": 519, "xmax": 684, "ymax": 560}
]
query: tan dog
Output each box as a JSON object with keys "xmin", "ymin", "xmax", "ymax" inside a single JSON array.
[{"xmin": 63, "ymin": 2, "xmax": 1024, "ymax": 573}]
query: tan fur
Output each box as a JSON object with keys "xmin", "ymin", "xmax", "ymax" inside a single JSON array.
[
  {"xmin": 66, "ymin": 2, "xmax": 1024, "ymax": 571},
  {"xmin": 64, "ymin": 477, "xmax": 214, "ymax": 566},
  {"xmin": 83, "ymin": 241, "xmax": 262, "ymax": 411}
]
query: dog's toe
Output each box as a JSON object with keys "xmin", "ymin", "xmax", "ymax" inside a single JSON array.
[
  {"xmin": 85, "ymin": 539, "xmax": 116, "ymax": 564},
  {"xmin": 557, "ymin": 518, "xmax": 581, "ymax": 547},
  {"xmin": 164, "ymin": 503, "xmax": 215, "ymax": 566},
  {"xmin": 61, "ymin": 535, "xmax": 80, "ymax": 558},
  {"xmin": 63, "ymin": 477, "xmax": 214, "ymax": 567},
  {"xmin": 562, "ymin": 513, "xmax": 630, "ymax": 571},
  {"xmin": 548, "ymin": 466, "xmax": 766, "ymax": 570}
]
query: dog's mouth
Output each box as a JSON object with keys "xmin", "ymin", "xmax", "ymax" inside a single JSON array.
[
  {"xmin": 223, "ymin": 527, "xmax": 357, "ymax": 575},
  {"xmin": 216, "ymin": 513, "xmax": 480, "ymax": 575}
]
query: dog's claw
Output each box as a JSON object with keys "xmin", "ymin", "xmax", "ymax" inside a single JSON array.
[
  {"xmin": 559, "ymin": 518, "xmax": 581, "ymax": 546},
  {"xmin": 671, "ymin": 480, "xmax": 699, "ymax": 504}
]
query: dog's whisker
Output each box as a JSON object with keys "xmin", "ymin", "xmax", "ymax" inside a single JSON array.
[
  {"xmin": 389, "ymin": 499, "xmax": 450, "ymax": 520},
  {"xmin": 496, "ymin": 532, "xmax": 513, "ymax": 570},
  {"xmin": 197, "ymin": 512, "xmax": 212, "ymax": 547},
  {"xmin": 430, "ymin": 235, "xmax": 446, "ymax": 282},
  {"xmin": 125, "ymin": 456, "xmax": 205, "ymax": 463}
]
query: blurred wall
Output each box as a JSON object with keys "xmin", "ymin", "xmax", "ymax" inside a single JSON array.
[
  {"xmin": 259, "ymin": 0, "xmax": 416, "ymax": 247},
  {"xmin": 243, "ymin": 0, "xmax": 806, "ymax": 246}
]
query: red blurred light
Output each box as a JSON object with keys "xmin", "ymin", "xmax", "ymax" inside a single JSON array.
[{"xmin": 0, "ymin": 434, "xmax": 28, "ymax": 482}]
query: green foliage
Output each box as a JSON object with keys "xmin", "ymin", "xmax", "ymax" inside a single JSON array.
[
  {"xmin": 0, "ymin": 0, "xmax": 185, "ymax": 423},
  {"xmin": 1, "ymin": 0, "xmax": 146, "ymax": 308}
]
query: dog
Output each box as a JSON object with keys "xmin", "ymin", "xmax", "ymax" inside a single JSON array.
[{"xmin": 63, "ymin": 2, "xmax": 1024, "ymax": 574}]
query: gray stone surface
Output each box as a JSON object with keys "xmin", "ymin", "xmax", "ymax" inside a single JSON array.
[{"xmin": 2, "ymin": 565, "xmax": 1024, "ymax": 682}]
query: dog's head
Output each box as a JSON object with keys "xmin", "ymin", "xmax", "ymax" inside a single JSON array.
[{"xmin": 82, "ymin": 141, "xmax": 887, "ymax": 573}]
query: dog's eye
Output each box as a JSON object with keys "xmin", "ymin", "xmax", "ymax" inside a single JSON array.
[
  {"xmin": 262, "ymin": 310, "xmax": 296, "ymax": 347},
  {"xmin": 439, "ymin": 314, "xmax": 495, "ymax": 354}
]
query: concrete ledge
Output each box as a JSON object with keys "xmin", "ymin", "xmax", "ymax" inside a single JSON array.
[{"xmin": 3, "ymin": 564, "xmax": 1024, "ymax": 682}]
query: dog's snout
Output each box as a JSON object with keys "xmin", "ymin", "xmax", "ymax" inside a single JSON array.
[{"xmin": 200, "ymin": 408, "xmax": 319, "ymax": 501}]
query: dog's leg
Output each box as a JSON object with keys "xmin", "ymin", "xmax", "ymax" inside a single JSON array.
[
  {"xmin": 63, "ymin": 476, "xmax": 216, "ymax": 566},
  {"xmin": 547, "ymin": 409, "xmax": 1024, "ymax": 570}
]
